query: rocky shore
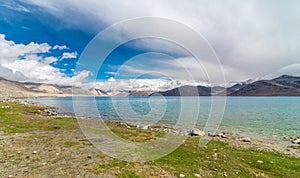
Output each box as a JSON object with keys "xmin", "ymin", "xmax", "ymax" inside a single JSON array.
[
  {"xmin": 0, "ymin": 99, "xmax": 299, "ymax": 177},
  {"xmin": 6, "ymin": 99, "xmax": 300, "ymax": 158},
  {"xmin": 125, "ymin": 123, "xmax": 300, "ymax": 158}
]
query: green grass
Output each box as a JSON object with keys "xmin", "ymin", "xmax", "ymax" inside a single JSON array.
[
  {"xmin": 64, "ymin": 141, "xmax": 78, "ymax": 148},
  {"xmin": 116, "ymin": 170, "xmax": 140, "ymax": 178},
  {"xmin": 93, "ymin": 137, "xmax": 300, "ymax": 177},
  {"xmin": 95, "ymin": 159, "xmax": 129, "ymax": 173},
  {"xmin": 107, "ymin": 122, "xmax": 165, "ymax": 142},
  {"xmin": 1, "ymin": 101, "xmax": 299, "ymax": 177},
  {"xmin": 0, "ymin": 101, "xmax": 77, "ymax": 133},
  {"xmin": 154, "ymin": 138, "xmax": 300, "ymax": 177}
]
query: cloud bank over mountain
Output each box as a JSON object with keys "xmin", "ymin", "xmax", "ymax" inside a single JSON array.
[{"xmin": 1, "ymin": 0, "xmax": 300, "ymax": 90}]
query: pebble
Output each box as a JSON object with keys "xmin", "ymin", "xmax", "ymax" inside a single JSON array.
[
  {"xmin": 8, "ymin": 175, "xmax": 13, "ymax": 178},
  {"xmin": 142, "ymin": 125, "xmax": 149, "ymax": 130},
  {"xmin": 240, "ymin": 137, "xmax": 251, "ymax": 142},
  {"xmin": 179, "ymin": 174, "xmax": 185, "ymax": 177},
  {"xmin": 221, "ymin": 134, "xmax": 227, "ymax": 138},
  {"xmin": 32, "ymin": 151, "xmax": 37, "ymax": 154},
  {"xmin": 213, "ymin": 168, "xmax": 218, "ymax": 172},
  {"xmin": 42, "ymin": 162, "xmax": 47, "ymax": 166},
  {"xmin": 194, "ymin": 173, "xmax": 201, "ymax": 177},
  {"xmin": 87, "ymin": 155, "xmax": 92, "ymax": 158},
  {"xmin": 56, "ymin": 153, "xmax": 60, "ymax": 156}
]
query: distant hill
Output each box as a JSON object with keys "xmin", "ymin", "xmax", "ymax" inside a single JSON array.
[
  {"xmin": 150, "ymin": 85, "xmax": 211, "ymax": 96},
  {"xmin": 149, "ymin": 75, "xmax": 300, "ymax": 96},
  {"xmin": 0, "ymin": 77, "xmax": 94, "ymax": 98},
  {"xmin": 230, "ymin": 75, "xmax": 300, "ymax": 96},
  {"xmin": 129, "ymin": 91, "xmax": 155, "ymax": 96}
]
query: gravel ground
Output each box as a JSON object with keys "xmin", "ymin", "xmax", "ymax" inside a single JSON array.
[{"xmin": 0, "ymin": 127, "xmax": 115, "ymax": 178}]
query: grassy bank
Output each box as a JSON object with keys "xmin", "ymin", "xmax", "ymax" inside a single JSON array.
[{"xmin": 0, "ymin": 101, "xmax": 299, "ymax": 177}]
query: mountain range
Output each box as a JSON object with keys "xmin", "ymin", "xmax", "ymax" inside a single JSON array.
[
  {"xmin": 1, "ymin": 75, "xmax": 300, "ymax": 98},
  {"xmin": 151, "ymin": 75, "xmax": 300, "ymax": 96}
]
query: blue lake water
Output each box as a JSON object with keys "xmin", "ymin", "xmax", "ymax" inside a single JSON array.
[{"xmin": 27, "ymin": 96, "xmax": 300, "ymax": 145}]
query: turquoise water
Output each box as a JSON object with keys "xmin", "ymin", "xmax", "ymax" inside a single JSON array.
[{"xmin": 27, "ymin": 96, "xmax": 300, "ymax": 144}]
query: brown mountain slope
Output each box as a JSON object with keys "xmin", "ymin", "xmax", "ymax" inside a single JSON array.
[
  {"xmin": 148, "ymin": 75, "xmax": 300, "ymax": 96},
  {"xmin": 230, "ymin": 75, "xmax": 300, "ymax": 96},
  {"xmin": 0, "ymin": 77, "xmax": 94, "ymax": 98}
]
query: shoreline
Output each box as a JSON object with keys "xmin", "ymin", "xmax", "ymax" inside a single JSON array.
[{"xmin": 18, "ymin": 99, "xmax": 300, "ymax": 158}]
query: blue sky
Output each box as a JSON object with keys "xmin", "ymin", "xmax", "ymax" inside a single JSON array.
[
  {"xmin": 0, "ymin": 0, "xmax": 187, "ymax": 86},
  {"xmin": 1, "ymin": 0, "xmax": 300, "ymax": 90}
]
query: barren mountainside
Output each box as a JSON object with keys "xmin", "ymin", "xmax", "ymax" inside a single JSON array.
[
  {"xmin": 150, "ymin": 75, "xmax": 300, "ymax": 96},
  {"xmin": 0, "ymin": 77, "xmax": 93, "ymax": 98},
  {"xmin": 1, "ymin": 75, "xmax": 300, "ymax": 98},
  {"xmin": 230, "ymin": 75, "xmax": 300, "ymax": 96}
]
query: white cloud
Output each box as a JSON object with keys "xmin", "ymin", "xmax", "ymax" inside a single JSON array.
[
  {"xmin": 105, "ymin": 71, "xmax": 118, "ymax": 75},
  {"xmin": 0, "ymin": 64, "xmax": 27, "ymax": 81},
  {"xmin": 108, "ymin": 77, "xmax": 116, "ymax": 82},
  {"xmin": 262, "ymin": 64, "xmax": 300, "ymax": 80},
  {"xmin": 61, "ymin": 52, "xmax": 78, "ymax": 59},
  {"xmin": 111, "ymin": 52, "xmax": 227, "ymax": 85},
  {"xmin": 53, "ymin": 45, "xmax": 69, "ymax": 50},
  {"xmin": 0, "ymin": 34, "xmax": 89, "ymax": 86},
  {"xmin": 43, "ymin": 56, "xmax": 58, "ymax": 64},
  {"xmin": 24, "ymin": 0, "xmax": 300, "ymax": 83},
  {"xmin": 87, "ymin": 78, "xmax": 208, "ymax": 92},
  {"xmin": 0, "ymin": 1, "xmax": 30, "ymax": 12},
  {"xmin": 0, "ymin": 34, "xmax": 51, "ymax": 61}
]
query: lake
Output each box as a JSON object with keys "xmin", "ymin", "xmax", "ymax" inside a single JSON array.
[{"xmin": 27, "ymin": 96, "xmax": 300, "ymax": 145}]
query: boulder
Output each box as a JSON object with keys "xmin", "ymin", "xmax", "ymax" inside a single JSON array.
[
  {"xmin": 217, "ymin": 132, "xmax": 227, "ymax": 138},
  {"xmin": 190, "ymin": 129, "xmax": 205, "ymax": 136},
  {"xmin": 208, "ymin": 133, "xmax": 217, "ymax": 137},
  {"xmin": 291, "ymin": 139, "xmax": 300, "ymax": 145}
]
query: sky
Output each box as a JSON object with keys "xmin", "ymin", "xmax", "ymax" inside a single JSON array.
[{"xmin": 0, "ymin": 0, "xmax": 300, "ymax": 90}]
